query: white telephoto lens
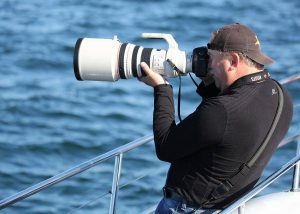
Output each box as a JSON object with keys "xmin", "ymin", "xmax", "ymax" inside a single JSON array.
[
  {"xmin": 74, "ymin": 38, "xmax": 121, "ymax": 81},
  {"xmin": 73, "ymin": 36, "xmax": 190, "ymax": 82}
]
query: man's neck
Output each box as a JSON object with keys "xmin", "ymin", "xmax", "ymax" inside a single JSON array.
[
  {"xmin": 221, "ymin": 66, "xmax": 264, "ymax": 92},
  {"xmin": 230, "ymin": 65, "xmax": 263, "ymax": 86}
]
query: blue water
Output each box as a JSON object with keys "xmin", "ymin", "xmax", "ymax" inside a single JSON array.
[{"xmin": 0, "ymin": 0, "xmax": 299, "ymax": 213}]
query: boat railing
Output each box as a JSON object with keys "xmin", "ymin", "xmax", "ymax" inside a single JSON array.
[
  {"xmin": 0, "ymin": 74, "xmax": 299, "ymax": 213},
  {"xmin": 0, "ymin": 134, "xmax": 154, "ymax": 213},
  {"xmin": 219, "ymin": 134, "xmax": 300, "ymax": 214}
]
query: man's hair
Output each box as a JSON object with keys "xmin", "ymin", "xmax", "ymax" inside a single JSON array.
[
  {"xmin": 221, "ymin": 51, "xmax": 264, "ymax": 70},
  {"xmin": 237, "ymin": 53, "xmax": 264, "ymax": 70}
]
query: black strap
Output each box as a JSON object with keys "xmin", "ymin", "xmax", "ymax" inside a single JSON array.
[
  {"xmin": 166, "ymin": 59, "xmax": 185, "ymax": 122},
  {"xmin": 206, "ymin": 81, "xmax": 284, "ymax": 205}
]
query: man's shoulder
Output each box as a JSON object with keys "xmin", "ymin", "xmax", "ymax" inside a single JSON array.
[{"xmin": 198, "ymin": 96, "xmax": 228, "ymax": 115}]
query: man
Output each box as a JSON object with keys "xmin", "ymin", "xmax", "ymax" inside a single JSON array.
[{"xmin": 139, "ymin": 23, "xmax": 293, "ymax": 213}]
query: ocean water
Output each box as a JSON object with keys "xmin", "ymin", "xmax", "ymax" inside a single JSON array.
[{"xmin": 0, "ymin": 0, "xmax": 299, "ymax": 213}]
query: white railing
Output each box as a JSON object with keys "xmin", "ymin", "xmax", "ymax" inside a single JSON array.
[
  {"xmin": 0, "ymin": 74, "xmax": 300, "ymax": 213},
  {"xmin": 0, "ymin": 135, "xmax": 154, "ymax": 213},
  {"xmin": 219, "ymin": 134, "xmax": 300, "ymax": 214}
]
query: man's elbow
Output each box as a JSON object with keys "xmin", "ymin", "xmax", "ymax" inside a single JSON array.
[{"xmin": 155, "ymin": 149, "xmax": 175, "ymax": 162}]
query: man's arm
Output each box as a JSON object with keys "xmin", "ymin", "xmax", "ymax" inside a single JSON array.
[
  {"xmin": 139, "ymin": 63, "xmax": 227, "ymax": 162},
  {"xmin": 153, "ymin": 85, "xmax": 227, "ymax": 162}
]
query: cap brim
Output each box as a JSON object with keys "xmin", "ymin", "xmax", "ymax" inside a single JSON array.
[{"xmin": 246, "ymin": 51, "xmax": 275, "ymax": 65}]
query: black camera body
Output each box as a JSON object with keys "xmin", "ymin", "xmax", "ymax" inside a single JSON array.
[{"xmin": 192, "ymin": 47, "xmax": 209, "ymax": 78}]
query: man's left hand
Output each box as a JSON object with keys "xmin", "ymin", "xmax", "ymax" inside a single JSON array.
[{"xmin": 138, "ymin": 62, "xmax": 169, "ymax": 87}]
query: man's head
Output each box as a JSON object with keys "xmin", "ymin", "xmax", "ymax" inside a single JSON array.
[{"xmin": 206, "ymin": 23, "xmax": 274, "ymax": 91}]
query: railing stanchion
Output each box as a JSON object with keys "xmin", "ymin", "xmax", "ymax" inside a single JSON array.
[
  {"xmin": 238, "ymin": 203, "xmax": 245, "ymax": 214},
  {"xmin": 109, "ymin": 153, "xmax": 123, "ymax": 214},
  {"xmin": 219, "ymin": 154, "xmax": 300, "ymax": 214},
  {"xmin": 292, "ymin": 136, "xmax": 300, "ymax": 191}
]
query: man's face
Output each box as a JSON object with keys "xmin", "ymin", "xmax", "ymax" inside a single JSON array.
[{"xmin": 207, "ymin": 50, "xmax": 231, "ymax": 91}]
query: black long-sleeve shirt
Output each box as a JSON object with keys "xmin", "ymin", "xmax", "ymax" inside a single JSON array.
[{"xmin": 152, "ymin": 71, "xmax": 293, "ymax": 209}]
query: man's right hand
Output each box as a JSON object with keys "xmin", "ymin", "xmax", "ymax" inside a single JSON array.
[{"xmin": 138, "ymin": 62, "xmax": 169, "ymax": 88}]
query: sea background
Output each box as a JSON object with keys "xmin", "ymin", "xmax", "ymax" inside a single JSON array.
[{"xmin": 0, "ymin": 0, "xmax": 299, "ymax": 213}]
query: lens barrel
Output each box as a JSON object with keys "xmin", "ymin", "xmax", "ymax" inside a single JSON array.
[
  {"xmin": 117, "ymin": 43, "xmax": 153, "ymax": 79},
  {"xmin": 73, "ymin": 38, "xmax": 157, "ymax": 81}
]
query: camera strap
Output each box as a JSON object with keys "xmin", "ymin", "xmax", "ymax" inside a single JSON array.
[
  {"xmin": 167, "ymin": 59, "xmax": 186, "ymax": 122},
  {"xmin": 203, "ymin": 80, "xmax": 284, "ymax": 208}
]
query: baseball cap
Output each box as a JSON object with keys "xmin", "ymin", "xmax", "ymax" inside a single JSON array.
[{"xmin": 207, "ymin": 23, "xmax": 274, "ymax": 65}]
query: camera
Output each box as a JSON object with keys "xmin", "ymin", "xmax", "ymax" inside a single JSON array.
[{"xmin": 73, "ymin": 33, "xmax": 209, "ymax": 81}]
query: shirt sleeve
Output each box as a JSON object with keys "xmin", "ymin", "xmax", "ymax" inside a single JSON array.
[{"xmin": 153, "ymin": 84, "xmax": 227, "ymax": 162}]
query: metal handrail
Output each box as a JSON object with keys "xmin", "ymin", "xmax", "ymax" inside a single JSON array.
[
  {"xmin": 1, "ymin": 134, "xmax": 299, "ymax": 213},
  {"xmin": 278, "ymin": 133, "xmax": 300, "ymax": 148},
  {"xmin": 0, "ymin": 134, "xmax": 153, "ymax": 211},
  {"xmin": 220, "ymin": 135, "xmax": 300, "ymax": 214},
  {"xmin": 279, "ymin": 74, "xmax": 300, "ymax": 85},
  {"xmin": 0, "ymin": 74, "xmax": 299, "ymax": 212},
  {"xmin": 292, "ymin": 136, "xmax": 300, "ymax": 191}
]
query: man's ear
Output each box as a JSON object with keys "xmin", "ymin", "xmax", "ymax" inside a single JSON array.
[{"xmin": 229, "ymin": 53, "xmax": 239, "ymax": 71}]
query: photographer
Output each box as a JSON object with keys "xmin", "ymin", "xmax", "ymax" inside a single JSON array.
[{"xmin": 139, "ymin": 23, "xmax": 293, "ymax": 213}]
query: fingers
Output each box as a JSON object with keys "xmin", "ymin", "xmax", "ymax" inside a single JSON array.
[
  {"xmin": 140, "ymin": 62, "xmax": 152, "ymax": 76},
  {"xmin": 139, "ymin": 62, "xmax": 169, "ymax": 87},
  {"xmin": 137, "ymin": 62, "xmax": 149, "ymax": 82}
]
